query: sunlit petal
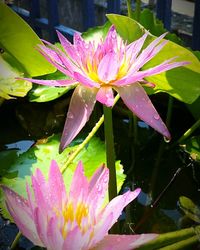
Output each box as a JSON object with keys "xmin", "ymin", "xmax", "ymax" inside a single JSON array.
[
  {"xmin": 116, "ymin": 83, "xmax": 171, "ymax": 139},
  {"xmin": 59, "ymin": 85, "xmax": 97, "ymax": 152},
  {"xmin": 18, "ymin": 78, "xmax": 77, "ymax": 87},
  {"xmin": 98, "ymin": 189, "xmax": 141, "ymax": 232},
  {"xmin": 96, "ymin": 86, "xmax": 115, "ymax": 107},
  {"xmin": 69, "ymin": 161, "xmax": 89, "ymax": 201},
  {"xmin": 48, "ymin": 160, "xmax": 67, "ymax": 208},
  {"xmin": 2, "ymin": 186, "xmax": 43, "ymax": 246},
  {"xmin": 98, "ymin": 53, "xmax": 119, "ymax": 83},
  {"xmin": 93, "ymin": 234, "xmax": 157, "ymax": 250}
]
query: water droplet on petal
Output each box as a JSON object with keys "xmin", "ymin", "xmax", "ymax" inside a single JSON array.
[
  {"xmin": 164, "ymin": 137, "xmax": 171, "ymax": 143},
  {"xmin": 135, "ymin": 87, "xmax": 139, "ymax": 92},
  {"xmin": 97, "ymin": 184, "xmax": 102, "ymax": 192},
  {"xmin": 153, "ymin": 114, "xmax": 160, "ymax": 120},
  {"xmin": 111, "ymin": 33, "xmax": 116, "ymax": 39},
  {"xmin": 103, "ymin": 177, "xmax": 108, "ymax": 183},
  {"xmin": 67, "ymin": 112, "xmax": 74, "ymax": 119}
]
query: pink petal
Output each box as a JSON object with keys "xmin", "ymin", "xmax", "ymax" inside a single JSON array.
[
  {"xmin": 87, "ymin": 165, "xmax": 109, "ymax": 211},
  {"xmin": 94, "ymin": 234, "xmax": 158, "ymax": 250},
  {"xmin": 91, "ymin": 213, "xmax": 114, "ymax": 248},
  {"xmin": 37, "ymin": 47, "xmax": 73, "ymax": 76},
  {"xmin": 96, "ymin": 86, "xmax": 114, "ymax": 107},
  {"xmin": 37, "ymin": 44, "xmax": 65, "ymax": 66},
  {"xmin": 26, "ymin": 183, "xmax": 36, "ymax": 213},
  {"xmin": 69, "ymin": 161, "xmax": 89, "ymax": 202},
  {"xmin": 139, "ymin": 58, "xmax": 189, "ymax": 77},
  {"xmin": 100, "ymin": 189, "xmax": 141, "ymax": 229},
  {"xmin": 31, "ymin": 173, "xmax": 48, "ymax": 212},
  {"xmin": 103, "ymin": 25, "xmax": 118, "ymax": 53},
  {"xmin": 115, "ymin": 83, "xmax": 171, "ymax": 139},
  {"xmin": 46, "ymin": 216, "xmax": 63, "ymax": 250},
  {"xmin": 114, "ymin": 58, "xmax": 188, "ymax": 87},
  {"xmin": 62, "ymin": 226, "xmax": 91, "ymax": 250},
  {"xmin": 2, "ymin": 186, "xmax": 43, "ymax": 247},
  {"xmin": 94, "ymin": 189, "xmax": 140, "ymax": 241},
  {"xmin": 59, "ymin": 85, "xmax": 97, "ymax": 152},
  {"xmin": 98, "ymin": 53, "xmax": 119, "ymax": 83},
  {"xmin": 47, "ymin": 160, "xmax": 67, "ymax": 209},
  {"xmin": 88, "ymin": 164, "xmax": 108, "ymax": 191},
  {"xmin": 126, "ymin": 32, "xmax": 149, "ymax": 63},
  {"xmin": 133, "ymin": 33, "xmax": 168, "ymax": 71},
  {"xmin": 73, "ymin": 71, "xmax": 100, "ymax": 88},
  {"xmin": 33, "ymin": 207, "xmax": 48, "ymax": 246},
  {"xmin": 18, "ymin": 78, "xmax": 77, "ymax": 87},
  {"xmin": 56, "ymin": 31, "xmax": 79, "ymax": 63}
]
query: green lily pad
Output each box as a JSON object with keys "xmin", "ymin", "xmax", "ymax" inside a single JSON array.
[
  {"xmin": 0, "ymin": 135, "xmax": 126, "ymax": 220},
  {"xmin": 182, "ymin": 136, "xmax": 200, "ymax": 162},
  {"xmin": 0, "ymin": 54, "xmax": 32, "ymax": 99},
  {"xmin": 179, "ymin": 196, "xmax": 200, "ymax": 223},
  {"xmin": 107, "ymin": 14, "xmax": 200, "ymax": 104},
  {"xmin": 0, "ymin": 3, "xmax": 55, "ymax": 77}
]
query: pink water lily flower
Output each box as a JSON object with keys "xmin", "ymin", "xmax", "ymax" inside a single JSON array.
[
  {"xmin": 2, "ymin": 160, "xmax": 157, "ymax": 250},
  {"xmin": 22, "ymin": 25, "xmax": 188, "ymax": 152}
]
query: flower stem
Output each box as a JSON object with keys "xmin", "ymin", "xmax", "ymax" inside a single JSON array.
[
  {"xmin": 127, "ymin": 0, "xmax": 134, "ymax": 18},
  {"xmin": 103, "ymin": 103, "xmax": 120, "ymax": 234},
  {"xmin": 137, "ymin": 225, "xmax": 200, "ymax": 250},
  {"xmin": 103, "ymin": 105, "xmax": 118, "ymax": 201},
  {"xmin": 10, "ymin": 231, "xmax": 22, "ymax": 250},
  {"xmin": 61, "ymin": 94, "xmax": 120, "ymax": 174},
  {"xmin": 135, "ymin": 0, "xmax": 141, "ymax": 22},
  {"xmin": 177, "ymin": 117, "xmax": 200, "ymax": 145},
  {"xmin": 166, "ymin": 96, "xmax": 174, "ymax": 128},
  {"xmin": 0, "ymin": 97, "xmax": 4, "ymax": 107},
  {"xmin": 61, "ymin": 114, "xmax": 104, "ymax": 174}
]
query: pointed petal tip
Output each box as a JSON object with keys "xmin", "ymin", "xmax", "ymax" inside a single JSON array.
[{"xmin": 50, "ymin": 159, "xmax": 60, "ymax": 172}]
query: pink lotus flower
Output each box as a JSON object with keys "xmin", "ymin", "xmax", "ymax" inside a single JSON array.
[
  {"xmin": 22, "ymin": 26, "xmax": 188, "ymax": 151},
  {"xmin": 2, "ymin": 160, "xmax": 157, "ymax": 250}
]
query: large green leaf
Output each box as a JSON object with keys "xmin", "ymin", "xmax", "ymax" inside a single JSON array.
[
  {"xmin": 82, "ymin": 21, "xmax": 111, "ymax": 41},
  {"xmin": 107, "ymin": 14, "xmax": 200, "ymax": 104},
  {"xmin": 137, "ymin": 8, "xmax": 183, "ymax": 45},
  {"xmin": 0, "ymin": 3, "xmax": 55, "ymax": 77},
  {"xmin": 0, "ymin": 135, "xmax": 126, "ymax": 220}
]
